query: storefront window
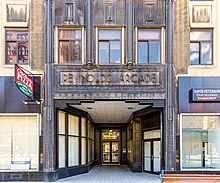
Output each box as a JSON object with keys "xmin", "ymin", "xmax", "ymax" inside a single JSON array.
[
  {"xmin": 88, "ymin": 121, "xmax": 94, "ymax": 162},
  {"xmin": 0, "ymin": 115, "xmax": 39, "ymax": 170},
  {"xmin": 58, "ymin": 111, "xmax": 66, "ymax": 168},
  {"xmin": 68, "ymin": 114, "xmax": 79, "ymax": 166},
  {"xmin": 181, "ymin": 115, "xmax": 220, "ymax": 170},
  {"xmin": 81, "ymin": 117, "xmax": 87, "ymax": 165}
]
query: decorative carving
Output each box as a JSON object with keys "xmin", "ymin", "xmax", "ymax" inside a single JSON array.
[
  {"xmin": 192, "ymin": 5, "xmax": 211, "ymax": 23},
  {"xmin": 93, "ymin": 0, "xmax": 125, "ymax": 26},
  {"xmin": 54, "ymin": 91, "xmax": 166, "ymax": 100},
  {"xmin": 104, "ymin": 0, "xmax": 117, "ymax": 24},
  {"xmin": 54, "ymin": 0, "xmax": 84, "ymax": 25},
  {"xmin": 134, "ymin": 0, "xmax": 165, "ymax": 26}
]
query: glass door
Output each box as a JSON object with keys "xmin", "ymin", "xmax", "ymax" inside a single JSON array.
[
  {"xmin": 144, "ymin": 139, "xmax": 161, "ymax": 173},
  {"xmin": 103, "ymin": 142, "xmax": 110, "ymax": 163},
  {"xmin": 101, "ymin": 129, "xmax": 120, "ymax": 165},
  {"xmin": 153, "ymin": 141, "xmax": 161, "ymax": 172},
  {"xmin": 112, "ymin": 142, "xmax": 119, "ymax": 163},
  {"xmin": 144, "ymin": 141, "xmax": 151, "ymax": 171}
]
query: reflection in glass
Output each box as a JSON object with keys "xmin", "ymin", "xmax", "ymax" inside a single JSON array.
[
  {"xmin": 138, "ymin": 42, "xmax": 148, "ymax": 64},
  {"xmin": 137, "ymin": 30, "xmax": 160, "ymax": 64},
  {"xmin": 190, "ymin": 43, "xmax": 200, "ymax": 65},
  {"xmin": 190, "ymin": 30, "xmax": 212, "ymax": 65},
  {"xmin": 6, "ymin": 30, "xmax": 28, "ymax": 64},
  {"xmin": 149, "ymin": 41, "xmax": 160, "ymax": 63},
  {"xmin": 99, "ymin": 42, "xmax": 109, "ymax": 63},
  {"xmin": 98, "ymin": 30, "xmax": 121, "ymax": 64},
  {"xmin": 201, "ymin": 42, "xmax": 212, "ymax": 64},
  {"xmin": 110, "ymin": 41, "xmax": 120, "ymax": 63},
  {"xmin": 182, "ymin": 115, "xmax": 220, "ymax": 169},
  {"xmin": 58, "ymin": 29, "xmax": 82, "ymax": 64}
]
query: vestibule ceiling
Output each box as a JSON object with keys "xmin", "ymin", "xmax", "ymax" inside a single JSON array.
[{"xmin": 70, "ymin": 101, "xmax": 149, "ymax": 124}]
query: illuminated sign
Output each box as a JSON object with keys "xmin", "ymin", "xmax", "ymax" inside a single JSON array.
[
  {"xmin": 190, "ymin": 88, "xmax": 220, "ymax": 102},
  {"xmin": 15, "ymin": 64, "xmax": 34, "ymax": 98}
]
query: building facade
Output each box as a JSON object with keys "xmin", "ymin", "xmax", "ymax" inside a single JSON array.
[{"xmin": 0, "ymin": 0, "xmax": 219, "ymax": 182}]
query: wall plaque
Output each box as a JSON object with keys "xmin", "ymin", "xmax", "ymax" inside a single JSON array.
[{"xmin": 190, "ymin": 88, "xmax": 220, "ymax": 102}]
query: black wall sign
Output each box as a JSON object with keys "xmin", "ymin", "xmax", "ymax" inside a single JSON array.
[{"xmin": 190, "ymin": 88, "xmax": 220, "ymax": 102}]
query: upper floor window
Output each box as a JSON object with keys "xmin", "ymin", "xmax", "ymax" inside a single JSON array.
[
  {"xmin": 190, "ymin": 30, "xmax": 212, "ymax": 65},
  {"xmin": 6, "ymin": 29, "xmax": 29, "ymax": 65},
  {"xmin": 98, "ymin": 29, "xmax": 121, "ymax": 64},
  {"xmin": 137, "ymin": 30, "xmax": 160, "ymax": 64},
  {"xmin": 58, "ymin": 29, "xmax": 82, "ymax": 64}
]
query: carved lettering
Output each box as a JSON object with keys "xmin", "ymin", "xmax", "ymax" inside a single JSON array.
[
  {"xmin": 130, "ymin": 74, "xmax": 138, "ymax": 83},
  {"xmin": 107, "ymin": 74, "xmax": 112, "ymax": 84},
  {"xmin": 87, "ymin": 74, "xmax": 94, "ymax": 83},
  {"xmin": 60, "ymin": 71, "xmax": 160, "ymax": 86}
]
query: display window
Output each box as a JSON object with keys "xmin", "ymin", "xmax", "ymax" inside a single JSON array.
[
  {"xmin": 0, "ymin": 114, "xmax": 39, "ymax": 171},
  {"xmin": 181, "ymin": 114, "xmax": 220, "ymax": 170}
]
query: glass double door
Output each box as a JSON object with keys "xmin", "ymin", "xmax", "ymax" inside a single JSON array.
[
  {"xmin": 144, "ymin": 139, "xmax": 161, "ymax": 173},
  {"xmin": 102, "ymin": 141, "xmax": 119, "ymax": 164}
]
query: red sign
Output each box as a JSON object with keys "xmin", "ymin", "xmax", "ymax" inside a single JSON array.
[{"xmin": 15, "ymin": 64, "xmax": 34, "ymax": 98}]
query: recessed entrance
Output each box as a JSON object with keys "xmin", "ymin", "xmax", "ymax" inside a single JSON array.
[
  {"xmin": 55, "ymin": 99, "xmax": 164, "ymax": 178},
  {"xmin": 101, "ymin": 129, "xmax": 120, "ymax": 165}
]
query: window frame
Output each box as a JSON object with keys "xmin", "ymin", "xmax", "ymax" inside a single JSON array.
[
  {"xmin": 56, "ymin": 27, "xmax": 84, "ymax": 64},
  {"xmin": 96, "ymin": 28, "xmax": 123, "ymax": 65},
  {"xmin": 190, "ymin": 29, "xmax": 213, "ymax": 65},
  {"xmin": 5, "ymin": 28, "xmax": 29, "ymax": 65},
  {"xmin": 136, "ymin": 29, "xmax": 161, "ymax": 65}
]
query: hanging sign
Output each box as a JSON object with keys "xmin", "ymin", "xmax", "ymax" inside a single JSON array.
[{"xmin": 14, "ymin": 64, "xmax": 34, "ymax": 99}]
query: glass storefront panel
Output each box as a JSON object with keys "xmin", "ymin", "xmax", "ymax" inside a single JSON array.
[
  {"xmin": 81, "ymin": 138, "xmax": 86, "ymax": 165},
  {"xmin": 68, "ymin": 137, "xmax": 79, "ymax": 166},
  {"xmin": 81, "ymin": 117, "xmax": 86, "ymax": 137},
  {"xmin": 59, "ymin": 136, "xmax": 66, "ymax": 168},
  {"xmin": 181, "ymin": 115, "xmax": 220, "ymax": 170},
  {"xmin": 68, "ymin": 114, "xmax": 79, "ymax": 136},
  {"xmin": 0, "ymin": 115, "xmax": 39, "ymax": 170}
]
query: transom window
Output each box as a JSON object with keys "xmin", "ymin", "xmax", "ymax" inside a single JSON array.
[
  {"xmin": 6, "ymin": 29, "xmax": 29, "ymax": 65},
  {"xmin": 137, "ymin": 30, "xmax": 160, "ymax": 64},
  {"xmin": 98, "ymin": 29, "xmax": 121, "ymax": 64},
  {"xmin": 58, "ymin": 29, "xmax": 82, "ymax": 64},
  {"xmin": 190, "ymin": 30, "xmax": 213, "ymax": 65}
]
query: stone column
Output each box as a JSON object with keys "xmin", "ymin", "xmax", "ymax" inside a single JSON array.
[
  {"xmin": 126, "ymin": 0, "xmax": 134, "ymax": 69},
  {"xmin": 165, "ymin": 0, "xmax": 176, "ymax": 171},
  {"xmin": 43, "ymin": 0, "xmax": 56, "ymax": 180}
]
